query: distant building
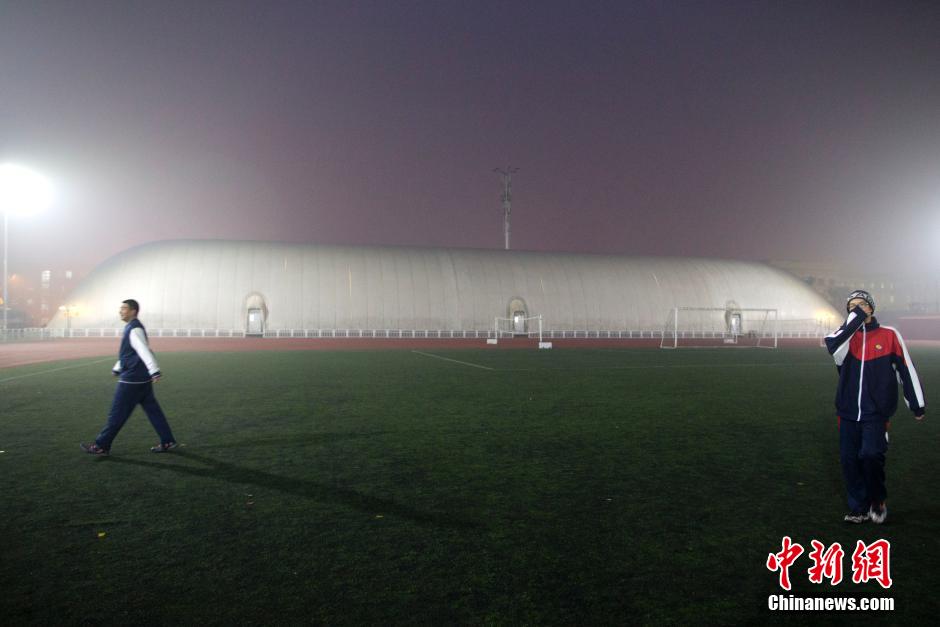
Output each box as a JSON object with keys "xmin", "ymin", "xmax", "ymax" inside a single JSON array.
[
  {"xmin": 769, "ymin": 260, "xmax": 940, "ymax": 315},
  {"xmin": 5, "ymin": 273, "xmax": 35, "ymax": 328},
  {"xmin": 2, "ymin": 268, "xmax": 76, "ymax": 327},
  {"xmin": 33, "ymin": 269, "xmax": 75, "ymax": 326}
]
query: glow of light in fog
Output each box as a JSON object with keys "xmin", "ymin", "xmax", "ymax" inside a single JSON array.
[{"xmin": 0, "ymin": 164, "xmax": 54, "ymax": 215}]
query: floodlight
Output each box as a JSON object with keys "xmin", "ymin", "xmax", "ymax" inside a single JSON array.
[{"xmin": 0, "ymin": 163, "xmax": 54, "ymax": 215}]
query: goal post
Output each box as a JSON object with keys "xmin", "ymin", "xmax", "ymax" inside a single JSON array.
[
  {"xmin": 660, "ymin": 307, "xmax": 778, "ymax": 349},
  {"xmin": 494, "ymin": 314, "xmax": 545, "ymax": 344}
]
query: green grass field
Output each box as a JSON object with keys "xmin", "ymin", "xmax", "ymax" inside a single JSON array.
[{"xmin": 2, "ymin": 346, "xmax": 938, "ymax": 625}]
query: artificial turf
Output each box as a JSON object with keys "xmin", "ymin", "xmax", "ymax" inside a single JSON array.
[{"xmin": 1, "ymin": 346, "xmax": 937, "ymax": 625}]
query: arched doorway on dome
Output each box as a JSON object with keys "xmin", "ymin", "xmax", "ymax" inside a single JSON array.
[
  {"xmin": 245, "ymin": 292, "xmax": 268, "ymax": 337},
  {"xmin": 508, "ymin": 297, "xmax": 528, "ymax": 336}
]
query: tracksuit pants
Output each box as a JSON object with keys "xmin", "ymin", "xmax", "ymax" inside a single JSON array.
[
  {"xmin": 95, "ymin": 381, "xmax": 175, "ymax": 450},
  {"xmin": 839, "ymin": 417, "xmax": 888, "ymax": 514}
]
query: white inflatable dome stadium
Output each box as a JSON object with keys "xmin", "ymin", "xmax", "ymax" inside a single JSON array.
[{"xmin": 49, "ymin": 240, "xmax": 839, "ymax": 336}]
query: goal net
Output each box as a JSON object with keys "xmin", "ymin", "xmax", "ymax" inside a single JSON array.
[
  {"xmin": 660, "ymin": 307, "xmax": 778, "ymax": 349},
  {"xmin": 494, "ymin": 314, "xmax": 544, "ymax": 342}
]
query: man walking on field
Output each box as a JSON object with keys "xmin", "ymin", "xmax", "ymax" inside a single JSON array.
[
  {"xmin": 824, "ymin": 289, "xmax": 925, "ymax": 524},
  {"xmin": 80, "ymin": 299, "xmax": 178, "ymax": 455}
]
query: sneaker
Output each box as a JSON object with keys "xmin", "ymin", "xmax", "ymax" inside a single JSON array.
[
  {"xmin": 843, "ymin": 510, "xmax": 870, "ymax": 524},
  {"xmin": 150, "ymin": 441, "xmax": 178, "ymax": 453},
  {"xmin": 870, "ymin": 503, "xmax": 887, "ymax": 524},
  {"xmin": 80, "ymin": 442, "xmax": 109, "ymax": 456}
]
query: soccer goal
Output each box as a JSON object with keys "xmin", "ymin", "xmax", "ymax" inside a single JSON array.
[
  {"xmin": 660, "ymin": 307, "xmax": 778, "ymax": 349},
  {"xmin": 493, "ymin": 314, "xmax": 551, "ymax": 348}
]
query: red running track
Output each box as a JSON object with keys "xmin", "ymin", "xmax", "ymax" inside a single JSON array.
[{"xmin": 0, "ymin": 336, "xmax": 847, "ymax": 371}]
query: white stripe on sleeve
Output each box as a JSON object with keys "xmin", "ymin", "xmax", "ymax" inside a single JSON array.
[
  {"xmin": 883, "ymin": 326, "xmax": 925, "ymax": 409},
  {"xmin": 129, "ymin": 327, "xmax": 160, "ymax": 375},
  {"xmin": 826, "ymin": 311, "xmax": 858, "ymax": 366}
]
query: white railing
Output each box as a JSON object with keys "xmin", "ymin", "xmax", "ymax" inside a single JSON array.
[
  {"xmin": 262, "ymin": 329, "xmax": 500, "ymax": 339},
  {"xmin": 2, "ymin": 327, "xmax": 830, "ymax": 343},
  {"xmin": 0, "ymin": 328, "xmax": 250, "ymax": 341}
]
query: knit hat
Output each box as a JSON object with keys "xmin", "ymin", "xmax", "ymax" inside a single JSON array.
[{"xmin": 846, "ymin": 290, "xmax": 875, "ymax": 313}]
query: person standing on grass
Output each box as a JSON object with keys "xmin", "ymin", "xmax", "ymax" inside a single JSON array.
[
  {"xmin": 824, "ymin": 289, "xmax": 925, "ymax": 524},
  {"xmin": 80, "ymin": 299, "xmax": 178, "ymax": 455}
]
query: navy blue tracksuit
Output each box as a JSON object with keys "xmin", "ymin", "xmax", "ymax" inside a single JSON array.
[
  {"xmin": 824, "ymin": 306, "xmax": 925, "ymax": 514},
  {"xmin": 95, "ymin": 319, "xmax": 175, "ymax": 450}
]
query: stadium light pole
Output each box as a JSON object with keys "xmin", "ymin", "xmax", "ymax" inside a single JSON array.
[
  {"xmin": 494, "ymin": 167, "xmax": 518, "ymax": 250},
  {"xmin": 0, "ymin": 164, "xmax": 53, "ymax": 333}
]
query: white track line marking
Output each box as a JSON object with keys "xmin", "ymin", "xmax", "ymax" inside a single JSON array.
[
  {"xmin": 0, "ymin": 358, "xmax": 113, "ymax": 384},
  {"xmin": 411, "ymin": 350, "xmax": 495, "ymax": 371}
]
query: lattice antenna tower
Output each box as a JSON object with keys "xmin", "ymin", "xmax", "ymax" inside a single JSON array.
[{"xmin": 494, "ymin": 166, "xmax": 518, "ymax": 250}]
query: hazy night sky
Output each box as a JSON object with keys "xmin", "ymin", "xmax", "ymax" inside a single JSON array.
[{"xmin": 1, "ymin": 0, "xmax": 939, "ymax": 283}]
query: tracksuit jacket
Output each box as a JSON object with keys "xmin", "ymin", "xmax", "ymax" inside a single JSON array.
[
  {"xmin": 824, "ymin": 306, "xmax": 925, "ymax": 422},
  {"xmin": 112, "ymin": 318, "xmax": 161, "ymax": 383}
]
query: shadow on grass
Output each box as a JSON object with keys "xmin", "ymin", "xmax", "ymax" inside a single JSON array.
[
  {"xmin": 204, "ymin": 430, "xmax": 390, "ymax": 449},
  {"xmin": 106, "ymin": 449, "xmax": 483, "ymax": 532}
]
